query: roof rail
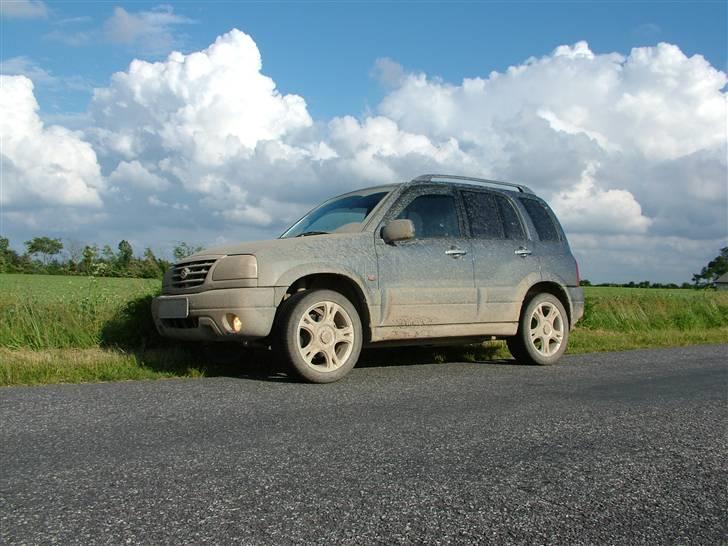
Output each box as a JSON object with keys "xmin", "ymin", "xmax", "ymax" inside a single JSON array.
[{"xmin": 411, "ymin": 174, "xmax": 533, "ymax": 194}]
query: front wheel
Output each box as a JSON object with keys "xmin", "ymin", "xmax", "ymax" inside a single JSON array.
[
  {"xmin": 276, "ymin": 289, "xmax": 363, "ymax": 383},
  {"xmin": 507, "ymin": 293, "xmax": 569, "ymax": 365}
]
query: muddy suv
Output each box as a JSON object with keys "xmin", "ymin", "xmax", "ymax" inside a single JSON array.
[{"xmin": 152, "ymin": 174, "xmax": 584, "ymax": 382}]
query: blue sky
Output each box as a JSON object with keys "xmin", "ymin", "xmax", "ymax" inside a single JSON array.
[
  {"xmin": 1, "ymin": 1, "xmax": 726, "ymax": 282},
  {"xmin": 3, "ymin": 1, "xmax": 726, "ymax": 119}
]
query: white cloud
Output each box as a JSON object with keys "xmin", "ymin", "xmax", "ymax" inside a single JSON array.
[
  {"xmin": 0, "ymin": 56, "xmax": 57, "ymax": 85},
  {"xmin": 371, "ymin": 57, "xmax": 405, "ymax": 87},
  {"xmin": 0, "ymin": 0, "xmax": 47, "ymax": 19},
  {"xmin": 551, "ymin": 162, "xmax": 652, "ymax": 234},
  {"xmin": 108, "ymin": 160, "xmax": 170, "ymax": 191},
  {"xmin": 103, "ymin": 5, "xmax": 194, "ymax": 54},
  {"xmin": 90, "ymin": 29, "xmax": 312, "ymax": 164},
  {"xmin": 0, "ymin": 76, "xmax": 103, "ymax": 208},
  {"xmin": 1, "ymin": 32, "xmax": 725, "ymax": 282}
]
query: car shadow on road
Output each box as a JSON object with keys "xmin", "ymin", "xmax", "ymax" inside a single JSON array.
[{"xmin": 356, "ymin": 344, "xmax": 517, "ymax": 369}]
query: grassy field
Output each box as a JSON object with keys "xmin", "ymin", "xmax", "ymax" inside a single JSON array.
[
  {"xmin": 1, "ymin": 274, "xmax": 726, "ymax": 386},
  {"xmin": 0, "ymin": 274, "xmax": 160, "ymax": 350}
]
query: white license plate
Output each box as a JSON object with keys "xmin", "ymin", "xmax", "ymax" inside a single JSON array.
[{"xmin": 158, "ymin": 298, "xmax": 189, "ymax": 319}]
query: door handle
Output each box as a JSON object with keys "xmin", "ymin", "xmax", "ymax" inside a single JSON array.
[
  {"xmin": 445, "ymin": 248, "xmax": 468, "ymax": 258},
  {"xmin": 514, "ymin": 247, "xmax": 532, "ymax": 257}
]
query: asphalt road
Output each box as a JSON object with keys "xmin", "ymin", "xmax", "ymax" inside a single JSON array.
[{"xmin": 1, "ymin": 345, "xmax": 726, "ymax": 545}]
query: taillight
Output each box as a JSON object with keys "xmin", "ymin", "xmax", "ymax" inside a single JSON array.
[{"xmin": 576, "ymin": 260, "xmax": 581, "ymax": 286}]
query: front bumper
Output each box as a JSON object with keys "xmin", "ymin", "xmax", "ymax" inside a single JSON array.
[
  {"xmin": 152, "ymin": 287, "xmax": 277, "ymax": 341},
  {"xmin": 567, "ymin": 286, "xmax": 585, "ymax": 329}
]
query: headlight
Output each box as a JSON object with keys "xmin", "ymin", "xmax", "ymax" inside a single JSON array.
[{"xmin": 212, "ymin": 255, "xmax": 258, "ymax": 281}]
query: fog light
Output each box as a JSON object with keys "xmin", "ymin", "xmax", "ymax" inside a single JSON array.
[{"xmin": 226, "ymin": 314, "xmax": 242, "ymax": 333}]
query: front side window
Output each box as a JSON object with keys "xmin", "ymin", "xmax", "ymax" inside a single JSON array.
[
  {"xmin": 397, "ymin": 194, "xmax": 461, "ymax": 238},
  {"xmin": 282, "ymin": 191, "xmax": 389, "ymax": 238},
  {"xmin": 462, "ymin": 190, "xmax": 525, "ymax": 240}
]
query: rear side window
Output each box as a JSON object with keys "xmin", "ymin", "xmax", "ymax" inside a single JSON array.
[
  {"xmin": 462, "ymin": 191, "xmax": 503, "ymax": 238},
  {"xmin": 462, "ymin": 191, "xmax": 525, "ymax": 240},
  {"xmin": 497, "ymin": 195, "xmax": 526, "ymax": 240},
  {"xmin": 520, "ymin": 198, "xmax": 561, "ymax": 242}
]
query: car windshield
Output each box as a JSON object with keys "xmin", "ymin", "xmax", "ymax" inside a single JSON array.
[{"xmin": 281, "ymin": 191, "xmax": 390, "ymax": 238}]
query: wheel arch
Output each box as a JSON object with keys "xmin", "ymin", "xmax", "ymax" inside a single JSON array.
[
  {"xmin": 275, "ymin": 271, "xmax": 373, "ymax": 342},
  {"xmin": 522, "ymin": 281, "xmax": 573, "ymax": 327}
]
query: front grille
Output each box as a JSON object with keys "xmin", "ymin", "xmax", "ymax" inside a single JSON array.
[
  {"xmin": 162, "ymin": 317, "xmax": 199, "ymax": 329},
  {"xmin": 171, "ymin": 259, "xmax": 216, "ymax": 289}
]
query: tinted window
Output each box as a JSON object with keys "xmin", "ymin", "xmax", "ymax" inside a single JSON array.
[
  {"xmin": 397, "ymin": 194, "xmax": 461, "ymax": 238},
  {"xmin": 462, "ymin": 191, "xmax": 525, "ymax": 240},
  {"xmin": 520, "ymin": 198, "xmax": 560, "ymax": 241},
  {"xmin": 496, "ymin": 195, "xmax": 526, "ymax": 240},
  {"xmin": 462, "ymin": 191, "xmax": 504, "ymax": 238}
]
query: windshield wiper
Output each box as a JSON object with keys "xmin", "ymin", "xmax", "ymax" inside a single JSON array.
[{"xmin": 295, "ymin": 231, "xmax": 329, "ymax": 237}]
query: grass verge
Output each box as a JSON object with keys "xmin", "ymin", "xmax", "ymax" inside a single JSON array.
[
  {"xmin": 0, "ymin": 345, "xmax": 278, "ymax": 386},
  {"xmin": 1, "ymin": 275, "xmax": 726, "ymax": 386}
]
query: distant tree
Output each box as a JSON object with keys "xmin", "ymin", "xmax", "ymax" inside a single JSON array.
[
  {"xmin": 24, "ymin": 237, "xmax": 63, "ymax": 265},
  {"xmin": 101, "ymin": 244, "xmax": 115, "ymax": 263},
  {"xmin": 81, "ymin": 245, "xmax": 99, "ymax": 275},
  {"xmin": 173, "ymin": 242, "xmax": 203, "ymax": 262},
  {"xmin": 117, "ymin": 240, "xmax": 133, "ymax": 272},
  {"xmin": 580, "ymin": 279, "xmax": 592, "ymax": 286},
  {"xmin": 138, "ymin": 248, "xmax": 166, "ymax": 278},
  {"xmin": 64, "ymin": 239, "xmax": 85, "ymax": 271},
  {"xmin": 0, "ymin": 237, "xmax": 15, "ymax": 272},
  {"xmin": 693, "ymin": 247, "xmax": 728, "ymax": 286}
]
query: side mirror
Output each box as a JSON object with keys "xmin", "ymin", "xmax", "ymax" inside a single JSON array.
[{"xmin": 381, "ymin": 219, "xmax": 415, "ymax": 244}]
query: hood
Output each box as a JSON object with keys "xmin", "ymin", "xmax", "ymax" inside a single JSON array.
[{"xmin": 184, "ymin": 232, "xmax": 367, "ymax": 260}]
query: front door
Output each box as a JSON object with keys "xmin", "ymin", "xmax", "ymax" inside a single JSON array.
[{"xmin": 375, "ymin": 187, "xmax": 476, "ymax": 327}]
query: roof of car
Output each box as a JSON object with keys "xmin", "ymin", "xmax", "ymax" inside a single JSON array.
[
  {"xmin": 408, "ymin": 174, "xmax": 534, "ymax": 194},
  {"xmin": 346, "ymin": 174, "xmax": 535, "ymax": 198}
]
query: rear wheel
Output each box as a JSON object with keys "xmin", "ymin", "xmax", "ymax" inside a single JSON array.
[
  {"xmin": 276, "ymin": 289, "xmax": 362, "ymax": 383},
  {"xmin": 507, "ymin": 293, "xmax": 569, "ymax": 365}
]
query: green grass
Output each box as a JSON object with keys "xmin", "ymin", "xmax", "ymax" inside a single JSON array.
[
  {"xmin": 580, "ymin": 286, "xmax": 728, "ymax": 332},
  {"xmin": 1, "ymin": 274, "xmax": 726, "ymax": 386},
  {"xmin": 0, "ymin": 274, "xmax": 160, "ymax": 350}
]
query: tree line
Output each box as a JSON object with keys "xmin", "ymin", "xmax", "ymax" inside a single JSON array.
[
  {"xmin": 0, "ymin": 237, "xmax": 202, "ymax": 279},
  {"xmin": 1, "ymin": 236, "xmax": 726, "ymax": 286},
  {"xmin": 579, "ymin": 280, "xmax": 697, "ymax": 289}
]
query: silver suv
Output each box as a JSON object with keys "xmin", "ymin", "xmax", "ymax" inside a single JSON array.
[{"xmin": 152, "ymin": 174, "xmax": 584, "ymax": 382}]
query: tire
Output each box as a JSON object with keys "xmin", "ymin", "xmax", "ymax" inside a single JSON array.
[
  {"xmin": 507, "ymin": 293, "xmax": 569, "ymax": 366},
  {"xmin": 275, "ymin": 289, "xmax": 363, "ymax": 383}
]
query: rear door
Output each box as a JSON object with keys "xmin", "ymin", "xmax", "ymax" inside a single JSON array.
[
  {"xmin": 517, "ymin": 196, "xmax": 578, "ymax": 286},
  {"xmin": 375, "ymin": 186, "xmax": 476, "ymax": 327},
  {"xmin": 460, "ymin": 188, "xmax": 540, "ymax": 323}
]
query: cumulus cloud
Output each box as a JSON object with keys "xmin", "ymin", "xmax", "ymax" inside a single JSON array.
[
  {"xmin": 550, "ymin": 162, "xmax": 652, "ymax": 234},
  {"xmin": 0, "ymin": 56, "xmax": 57, "ymax": 85},
  {"xmin": 108, "ymin": 160, "xmax": 170, "ymax": 191},
  {"xmin": 91, "ymin": 29, "xmax": 311, "ymax": 163},
  {"xmin": 0, "ymin": 75, "xmax": 103, "ymax": 211},
  {"xmin": 371, "ymin": 57, "xmax": 405, "ymax": 87},
  {"xmin": 373, "ymin": 40, "xmax": 727, "ymax": 246},
  {"xmin": 1, "ymin": 30, "xmax": 725, "ymax": 282},
  {"xmin": 103, "ymin": 5, "xmax": 194, "ymax": 54},
  {"xmin": 0, "ymin": 0, "xmax": 47, "ymax": 19}
]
